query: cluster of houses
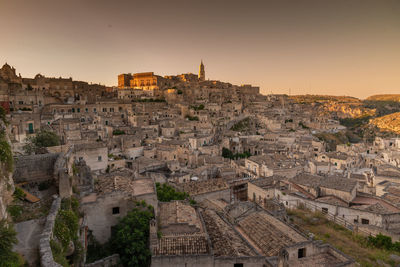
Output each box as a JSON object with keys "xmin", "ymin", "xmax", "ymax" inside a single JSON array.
[{"xmin": 2, "ymin": 61, "xmax": 400, "ymax": 266}]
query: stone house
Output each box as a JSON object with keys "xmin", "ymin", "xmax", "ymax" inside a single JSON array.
[{"xmin": 73, "ymin": 143, "xmax": 108, "ymax": 172}]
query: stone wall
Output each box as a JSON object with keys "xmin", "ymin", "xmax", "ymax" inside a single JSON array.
[
  {"xmin": 13, "ymin": 153, "xmax": 60, "ymax": 183},
  {"xmin": 191, "ymin": 188, "xmax": 231, "ymax": 203},
  {"xmin": 85, "ymin": 254, "xmax": 120, "ymax": 267},
  {"xmin": 39, "ymin": 196, "xmax": 62, "ymax": 267}
]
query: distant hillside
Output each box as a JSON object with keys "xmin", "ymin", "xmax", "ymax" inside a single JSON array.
[
  {"xmin": 366, "ymin": 94, "xmax": 400, "ymax": 102},
  {"xmin": 370, "ymin": 112, "xmax": 400, "ymax": 135},
  {"xmin": 290, "ymin": 94, "xmax": 361, "ymax": 104}
]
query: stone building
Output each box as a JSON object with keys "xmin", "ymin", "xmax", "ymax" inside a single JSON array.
[{"xmin": 81, "ymin": 170, "xmax": 157, "ymax": 243}]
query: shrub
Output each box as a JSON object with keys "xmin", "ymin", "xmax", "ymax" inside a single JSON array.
[
  {"xmin": 7, "ymin": 205, "xmax": 23, "ymax": 220},
  {"xmin": 112, "ymin": 129, "xmax": 125, "ymax": 135},
  {"xmin": 190, "ymin": 104, "xmax": 204, "ymax": 111},
  {"xmin": 231, "ymin": 118, "xmax": 250, "ymax": 131},
  {"xmin": 13, "ymin": 187, "xmax": 26, "ymax": 200},
  {"xmin": 368, "ymin": 234, "xmax": 393, "ymax": 250},
  {"xmin": 156, "ymin": 182, "xmax": 189, "ymax": 202},
  {"xmin": 185, "ymin": 115, "xmax": 199, "ymax": 121}
]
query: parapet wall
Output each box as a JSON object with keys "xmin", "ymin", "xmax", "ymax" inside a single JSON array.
[
  {"xmin": 39, "ymin": 196, "xmax": 62, "ymax": 267},
  {"xmin": 84, "ymin": 254, "xmax": 120, "ymax": 267}
]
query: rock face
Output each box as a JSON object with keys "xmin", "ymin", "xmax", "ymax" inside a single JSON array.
[
  {"xmin": 0, "ymin": 166, "xmax": 14, "ymax": 220},
  {"xmin": 370, "ymin": 112, "xmax": 400, "ymax": 134},
  {"xmin": 319, "ymin": 102, "xmax": 375, "ymax": 119},
  {"xmin": 0, "ymin": 119, "xmax": 14, "ymax": 221}
]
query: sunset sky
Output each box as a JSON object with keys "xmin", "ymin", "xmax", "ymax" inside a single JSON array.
[{"xmin": 0, "ymin": 0, "xmax": 399, "ymax": 98}]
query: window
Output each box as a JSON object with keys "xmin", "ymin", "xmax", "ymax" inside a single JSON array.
[
  {"xmin": 103, "ymin": 108, "xmax": 107, "ymax": 112},
  {"xmin": 77, "ymin": 108, "xmax": 80, "ymax": 113},
  {"xmin": 234, "ymin": 264, "xmax": 243, "ymax": 267},
  {"xmin": 93, "ymin": 108, "xmax": 97, "ymax": 113},
  {"xmin": 72, "ymin": 108, "xmax": 75, "ymax": 113},
  {"xmin": 19, "ymin": 101, "xmax": 24, "ymax": 104},
  {"xmin": 298, "ymin": 248, "xmax": 306, "ymax": 258},
  {"xmin": 85, "ymin": 108, "xmax": 88, "ymax": 112},
  {"xmin": 98, "ymin": 156, "xmax": 102, "ymax": 162},
  {"xmin": 361, "ymin": 218, "xmax": 369, "ymax": 225}
]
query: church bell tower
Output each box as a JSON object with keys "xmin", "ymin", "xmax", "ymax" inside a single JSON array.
[{"xmin": 198, "ymin": 60, "xmax": 205, "ymax": 81}]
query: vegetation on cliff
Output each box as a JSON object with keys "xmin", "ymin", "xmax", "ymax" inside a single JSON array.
[
  {"xmin": 363, "ymin": 100, "xmax": 400, "ymax": 117},
  {"xmin": 370, "ymin": 112, "xmax": 400, "ymax": 135},
  {"xmin": 51, "ymin": 197, "xmax": 82, "ymax": 266},
  {"xmin": 0, "ymin": 107, "xmax": 12, "ymax": 172},
  {"xmin": 0, "ymin": 130, "xmax": 13, "ymax": 172},
  {"xmin": 290, "ymin": 94, "xmax": 361, "ymax": 104},
  {"xmin": 0, "ymin": 220, "xmax": 23, "ymax": 267},
  {"xmin": 0, "ymin": 106, "xmax": 7, "ymax": 125}
]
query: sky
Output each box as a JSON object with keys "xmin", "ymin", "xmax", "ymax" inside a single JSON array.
[{"xmin": 0, "ymin": 0, "xmax": 399, "ymax": 99}]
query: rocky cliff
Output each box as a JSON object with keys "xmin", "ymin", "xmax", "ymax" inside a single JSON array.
[
  {"xmin": 370, "ymin": 112, "xmax": 400, "ymax": 135},
  {"xmin": 0, "ymin": 118, "xmax": 15, "ymax": 220}
]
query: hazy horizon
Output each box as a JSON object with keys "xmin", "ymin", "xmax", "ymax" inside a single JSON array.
[{"xmin": 1, "ymin": 0, "xmax": 399, "ymax": 98}]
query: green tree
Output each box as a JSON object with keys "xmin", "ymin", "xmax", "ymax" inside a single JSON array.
[
  {"xmin": 0, "ymin": 220, "xmax": 21, "ymax": 267},
  {"xmin": 33, "ymin": 130, "xmax": 60, "ymax": 147},
  {"xmin": 222, "ymin": 147, "xmax": 234, "ymax": 159},
  {"xmin": 23, "ymin": 130, "xmax": 60, "ymax": 154},
  {"xmin": 109, "ymin": 205, "xmax": 154, "ymax": 267}
]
